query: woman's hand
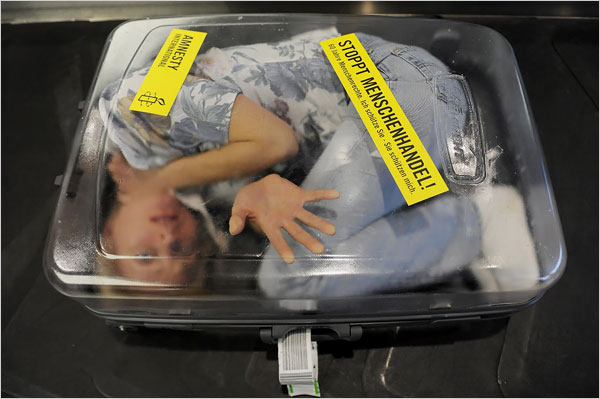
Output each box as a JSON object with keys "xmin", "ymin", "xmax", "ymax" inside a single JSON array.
[
  {"xmin": 107, "ymin": 153, "xmax": 168, "ymax": 202},
  {"xmin": 229, "ymin": 174, "xmax": 339, "ymax": 264}
]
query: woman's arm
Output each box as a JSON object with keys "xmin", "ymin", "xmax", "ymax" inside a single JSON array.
[{"xmin": 150, "ymin": 94, "xmax": 298, "ymax": 190}]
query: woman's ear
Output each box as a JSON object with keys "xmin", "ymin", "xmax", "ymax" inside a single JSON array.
[
  {"xmin": 107, "ymin": 153, "xmax": 127, "ymax": 183},
  {"xmin": 115, "ymin": 190, "xmax": 132, "ymax": 205}
]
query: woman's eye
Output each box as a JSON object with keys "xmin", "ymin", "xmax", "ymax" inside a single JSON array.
[
  {"xmin": 137, "ymin": 253, "xmax": 153, "ymax": 264},
  {"xmin": 169, "ymin": 241, "xmax": 185, "ymax": 255}
]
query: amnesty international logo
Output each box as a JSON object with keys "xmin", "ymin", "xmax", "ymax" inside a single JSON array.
[{"xmin": 137, "ymin": 91, "xmax": 165, "ymax": 107}]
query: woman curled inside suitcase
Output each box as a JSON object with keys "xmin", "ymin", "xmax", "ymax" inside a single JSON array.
[{"xmin": 99, "ymin": 28, "xmax": 488, "ymax": 294}]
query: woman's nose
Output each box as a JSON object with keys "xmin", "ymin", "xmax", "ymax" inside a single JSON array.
[{"xmin": 160, "ymin": 231, "xmax": 174, "ymax": 243}]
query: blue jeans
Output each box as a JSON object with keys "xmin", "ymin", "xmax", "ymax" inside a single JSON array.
[{"xmin": 258, "ymin": 34, "xmax": 482, "ymax": 298}]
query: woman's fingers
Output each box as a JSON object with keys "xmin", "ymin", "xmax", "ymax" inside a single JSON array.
[
  {"xmin": 265, "ymin": 228, "xmax": 295, "ymax": 264},
  {"xmin": 230, "ymin": 186, "xmax": 255, "ymax": 235},
  {"xmin": 296, "ymin": 209, "xmax": 336, "ymax": 235},
  {"xmin": 303, "ymin": 189, "xmax": 340, "ymax": 202},
  {"xmin": 228, "ymin": 214, "xmax": 246, "ymax": 235},
  {"xmin": 231, "ymin": 178, "xmax": 340, "ymax": 263},
  {"xmin": 284, "ymin": 221, "xmax": 325, "ymax": 255}
]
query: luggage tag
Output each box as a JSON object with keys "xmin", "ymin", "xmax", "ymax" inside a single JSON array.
[
  {"xmin": 321, "ymin": 33, "xmax": 449, "ymax": 205},
  {"xmin": 278, "ymin": 328, "xmax": 320, "ymax": 397},
  {"xmin": 129, "ymin": 29, "xmax": 206, "ymax": 116}
]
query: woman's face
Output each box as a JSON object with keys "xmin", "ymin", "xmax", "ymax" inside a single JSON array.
[{"xmin": 103, "ymin": 192, "xmax": 199, "ymax": 285}]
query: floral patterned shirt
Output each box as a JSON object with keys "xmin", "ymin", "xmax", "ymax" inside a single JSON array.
[{"xmin": 99, "ymin": 27, "xmax": 346, "ymax": 171}]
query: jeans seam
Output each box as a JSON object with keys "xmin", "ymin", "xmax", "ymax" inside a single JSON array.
[{"xmin": 392, "ymin": 53, "xmax": 435, "ymax": 82}]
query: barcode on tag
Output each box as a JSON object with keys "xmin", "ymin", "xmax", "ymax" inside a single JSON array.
[
  {"xmin": 281, "ymin": 329, "xmax": 310, "ymax": 371},
  {"xmin": 278, "ymin": 328, "xmax": 315, "ymax": 385}
]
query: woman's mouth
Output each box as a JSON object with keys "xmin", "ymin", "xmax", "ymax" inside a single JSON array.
[{"xmin": 150, "ymin": 214, "xmax": 178, "ymax": 224}]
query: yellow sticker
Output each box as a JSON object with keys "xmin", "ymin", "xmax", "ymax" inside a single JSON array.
[
  {"xmin": 320, "ymin": 34, "xmax": 449, "ymax": 205},
  {"xmin": 129, "ymin": 29, "xmax": 206, "ymax": 116}
]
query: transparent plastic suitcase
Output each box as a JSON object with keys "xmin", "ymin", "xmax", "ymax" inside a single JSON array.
[{"xmin": 44, "ymin": 14, "xmax": 566, "ymax": 341}]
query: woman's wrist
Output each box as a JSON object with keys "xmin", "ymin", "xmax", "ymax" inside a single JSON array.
[{"xmin": 153, "ymin": 162, "xmax": 179, "ymax": 191}]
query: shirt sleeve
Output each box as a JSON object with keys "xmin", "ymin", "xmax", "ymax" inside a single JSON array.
[
  {"xmin": 98, "ymin": 73, "xmax": 240, "ymax": 169},
  {"xmin": 169, "ymin": 78, "xmax": 241, "ymax": 153}
]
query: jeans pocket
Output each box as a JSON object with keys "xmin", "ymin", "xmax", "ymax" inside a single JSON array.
[
  {"xmin": 378, "ymin": 46, "xmax": 449, "ymax": 82},
  {"xmin": 433, "ymin": 74, "xmax": 485, "ymax": 184}
]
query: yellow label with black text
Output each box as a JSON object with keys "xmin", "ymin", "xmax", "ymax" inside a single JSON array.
[
  {"xmin": 129, "ymin": 29, "xmax": 206, "ymax": 116},
  {"xmin": 320, "ymin": 34, "xmax": 448, "ymax": 205}
]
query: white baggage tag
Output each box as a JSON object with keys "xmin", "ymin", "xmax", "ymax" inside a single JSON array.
[{"xmin": 277, "ymin": 329, "xmax": 320, "ymax": 397}]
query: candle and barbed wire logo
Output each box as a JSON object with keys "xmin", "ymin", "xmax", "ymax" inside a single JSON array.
[{"xmin": 137, "ymin": 91, "xmax": 165, "ymax": 107}]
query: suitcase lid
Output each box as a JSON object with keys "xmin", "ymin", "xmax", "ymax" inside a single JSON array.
[{"xmin": 44, "ymin": 15, "xmax": 565, "ymax": 322}]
